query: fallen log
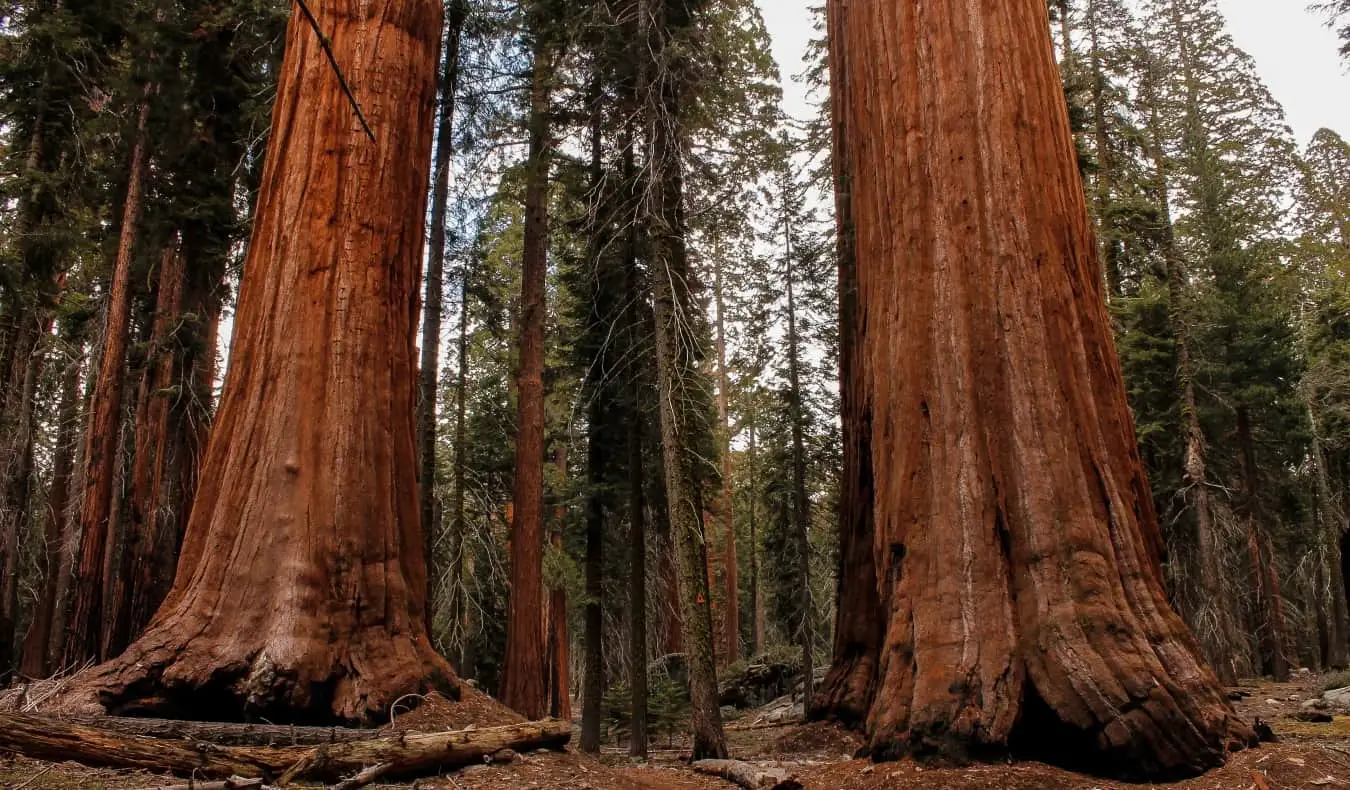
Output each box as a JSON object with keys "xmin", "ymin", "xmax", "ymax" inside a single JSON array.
[
  {"xmin": 0, "ymin": 712, "xmax": 571, "ymax": 782},
  {"xmin": 153, "ymin": 779, "xmax": 266, "ymax": 790},
  {"xmin": 691, "ymin": 759, "xmax": 802, "ymax": 790},
  {"xmin": 56, "ymin": 715, "xmax": 383, "ymax": 746}
]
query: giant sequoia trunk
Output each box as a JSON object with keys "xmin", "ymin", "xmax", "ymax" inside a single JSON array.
[
  {"xmin": 824, "ymin": 0, "xmax": 1250, "ymax": 777},
  {"xmin": 63, "ymin": 0, "xmax": 454, "ymax": 723}
]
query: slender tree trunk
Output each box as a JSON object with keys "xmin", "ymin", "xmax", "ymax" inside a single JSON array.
[
  {"xmin": 549, "ymin": 447, "xmax": 573, "ymax": 721},
  {"xmin": 628, "ymin": 397, "xmax": 650, "ymax": 758},
  {"xmin": 1084, "ymin": 0, "xmax": 1122, "ymax": 300},
  {"xmin": 712, "ymin": 254, "xmax": 739, "ymax": 665},
  {"xmin": 1307, "ymin": 393, "xmax": 1350, "ymax": 668},
  {"xmin": 449, "ymin": 263, "xmax": 471, "ymax": 671},
  {"xmin": 1140, "ymin": 63, "xmax": 1242, "ymax": 684},
  {"xmin": 824, "ymin": 0, "xmax": 1250, "ymax": 775},
  {"xmin": 65, "ymin": 92, "xmax": 153, "ymax": 667},
  {"xmin": 0, "ymin": 314, "xmax": 50, "ymax": 679},
  {"xmin": 101, "ymin": 245, "xmax": 186, "ymax": 659},
  {"xmin": 811, "ymin": 0, "xmax": 880, "ymax": 726},
  {"xmin": 419, "ymin": 0, "xmax": 468, "ymax": 625},
  {"xmin": 642, "ymin": 0, "xmax": 726, "ymax": 760},
  {"xmin": 624, "ymin": 126, "xmax": 650, "ymax": 759},
  {"xmin": 747, "ymin": 413, "xmax": 764, "ymax": 657},
  {"xmin": 19, "ymin": 323, "xmax": 83, "ymax": 678},
  {"xmin": 62, "ymin": 0, "xmax": 455, "ymax": 722},
  {"xmin": 1236, "ymin": 406, "xmax": 1291, "ymax": 681},
  {"xmin": 502, "ymin": 13, "xmax": 554, "ymax": 721},
  {"xmin": 782, "ymin": 194, "xmax": 813, "ymax": 704},
  {"xmin": 580, "ymin": 405, "xmax": 605, "ymax": 751}
]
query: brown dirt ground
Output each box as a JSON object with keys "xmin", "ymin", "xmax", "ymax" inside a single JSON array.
[{"xmin": 2, "ymin": 674, "xmax": 1348, "ymax": 789}]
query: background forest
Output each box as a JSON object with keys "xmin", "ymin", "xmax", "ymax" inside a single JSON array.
[{"xmin": 0, "ymin": 0, "xmax": 1348, "ymax": 755}]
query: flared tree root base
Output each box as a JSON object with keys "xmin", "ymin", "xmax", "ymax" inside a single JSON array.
[{"xmin": 57, "ymin": 628, "xmax": 458, "ymax": 726}]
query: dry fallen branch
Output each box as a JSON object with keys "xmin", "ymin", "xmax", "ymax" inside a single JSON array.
[
  {"xmin": 0, "ymin": 712, "xmax": 571, "ymax": 783},
  {"xmin": 52, "ymin": 715, "xmax": 385, "ymax": 747},
  {"xmin": 690, "ymin": 759, "xmax": 802, "ymax": 790},
  {"xmin": 153, "ymin": 778, "xmax": 266, "ymax": 790}
]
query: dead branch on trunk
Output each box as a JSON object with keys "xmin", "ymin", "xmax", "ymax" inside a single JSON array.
[
  {"xmin": 691, "ymin": 759, "xmax": 802, "ymax": 790},
  {"xmin": 0, "ymin": 712, "xmax": 571, "ymax": 782}
]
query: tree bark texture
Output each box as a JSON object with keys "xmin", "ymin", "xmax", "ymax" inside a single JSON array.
[
  {"xmin": 783, "ymin": 195, "xmax": 813, "ymax": 706},
  {"xmin": 65, "ymin": 92, "xmax": 153, "ymax": 668},
  {"xmin": 625, "ymin": 152, "xmax": 650, "ymax": 757},
  {"xmin": 643, "ymin": 0, "xmax": 727, "ymax": 761},
  {"xmin": 811, "ymin": 0, "xmax": 881, "ymax": 728},
  {"xmin": 502, "ymin": 19, "xmax": 554, "ymax": 721},
  {"xmin": 827, "ymin": 0, "xmax": 1250, "ymax": 777},
  {"xmin": 103, "ymin": 245, "xmax": 186, "ymax": 659},
  {"xmin": 548, "ymin": 447, "xmax": 573, "ymax": 721},
  {"xmin": 61, "ymin": 0, "xmax": 454, "ymax": 724},
  {"xmin": 0, "ymin": 713, "xmax": 570, "ymax": 782}
]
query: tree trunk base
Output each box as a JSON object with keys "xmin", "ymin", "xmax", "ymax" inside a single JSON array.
[
  {"xmin": 807, "ymin": 648, "xmax": 877, "ymax": 732},
  {"xmin": 54, "ymin": 621, "xmax": 459, "ymax": 726}
]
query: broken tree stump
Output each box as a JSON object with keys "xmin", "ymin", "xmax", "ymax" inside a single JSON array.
[
  {"xmin": 691, "ymin": 759, "xmax": 802, "ymax": 790},
  {"xmin": 0, "ymin": 712, "xmax": 571, "ymax": 782}
]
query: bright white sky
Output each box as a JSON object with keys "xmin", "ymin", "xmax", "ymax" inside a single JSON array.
[{"xmin": 755, "ymin": 0, "xmax": 1350, "ymax": 147}]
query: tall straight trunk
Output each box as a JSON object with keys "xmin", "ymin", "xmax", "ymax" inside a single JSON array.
[
  {"xmin": 628, "ymin": 388, "xmax": 650, "ymax": 757},
  {"xmin": 103, "ymin": 245, "xmax": 186, "ymax": 658},
  {"xmin": 824, "ymin": 0, "xmax": 1250, "ymax": 775},
  {"xmin": 19, "ymin": 324, "xmax": 83, "ymax": 678},
  {"xmin": 1084, "ymin": 0, "xmax": 1122, "ymax": 299},
  {"xmin": 623, "ymin": 124, "xmax": 650, "ymax": 759},
  {"xmin": 65, "ymin": 92, "xmax": 153, "ymax": 667},
  {"xmin": 1140, "ymin": 62, "xmax": 1241, "ymax": 684},
  {"xmin": 1307, "ymin": 394, "xmax": 1349, "ymax": 668},
  {"xmin": 0, "ymin": 314, "xmax": 50, "ymax": 678},
  {"xmin": 1236, "ymin": 406, "xmax": 1290, "ymax": 681},
  {"xmin": 63, "ymin": 0, "xmax": 455, "ymax": 722},
  {"xmin": 811, "ymin": 0, "xmax": 880, "ymax": 727},
  {"xmin": 712, "ymin": 255, "xmax": 739, "ymax": 664},
  {"xmin": 502, "ymin": 15, "xmax": 554, "ymax": 721},
  {"xmin": 580, "ymin": 403, "xmax": 605, "ymax": 751},
  {"xmin": 548, "ymin": 447, "xmax": 572, "ymax": 721},
  {"xmin": 449, "ymin": 264, "xmax": 471, "ymax": 671},
  {"xmin": 782, "ymin": 196, "xmax": 813, "ymax": 703},
  {"xmin": 747, "ymin": 413, "xmax": 763, "ymax": 657},
  {"xmin": 419, "ymin": 0, "xmax": 468, "ymax": 621},
  {"xmin": 642, "ymin": 0, "xmax": 726, "ymax": 760}
]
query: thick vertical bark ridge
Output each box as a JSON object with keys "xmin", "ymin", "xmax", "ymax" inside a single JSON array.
[
  {"xmin": 65, "ymin": 92, "xmax": 153, "ymax": 667},
  {"xmin": 712, "ymin": 256, "xmax": 739, "ymax": 665},
  {"xmin": 63, "ymin": 0, "xmax": 455, "ymax": 724},
  {"xmin": 828, "ymin": 0, "xmax": 1250, "ymax": 777},
  {"xmin": 812, "ymin": 0, "xmax": 881, "ymax": 727}
]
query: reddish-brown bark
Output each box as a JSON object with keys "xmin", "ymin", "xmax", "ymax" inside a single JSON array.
[
  {"xmin": 103, "ymin": 245, "xmax": 186, "ymax": 658},
  {"xmin": 501, "ymin": 18, "xmax": 554, "ymax": 721},
  {"xmin": 19, "ymin": 325, "xmax": 82, "ymax": 678},
  {"xmin": 548, "ymin": 447, "xmax": 572, "ymax": 722},
  {"xmin": 65, "ymin": 92, "xmax": 153, "ymax": 667},
  {"xmin": 712, "ymin": 254, "xmax": 739, "ymax": 665},
  {"xmin": 811, "ymin": 0, "xmax": 880, "ymax": 728},
  {"xmin": 824, "ymin": 0, "xmax": 1250, "ymax": 777},
  {"xmin": 62, "ymin": 0, "xmax": 454, "ymax": 723}
]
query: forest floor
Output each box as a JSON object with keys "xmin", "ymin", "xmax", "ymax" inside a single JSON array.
[{"xmin": 2, "ymin": 674, "xmax": 1349, "ymax": 789}]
